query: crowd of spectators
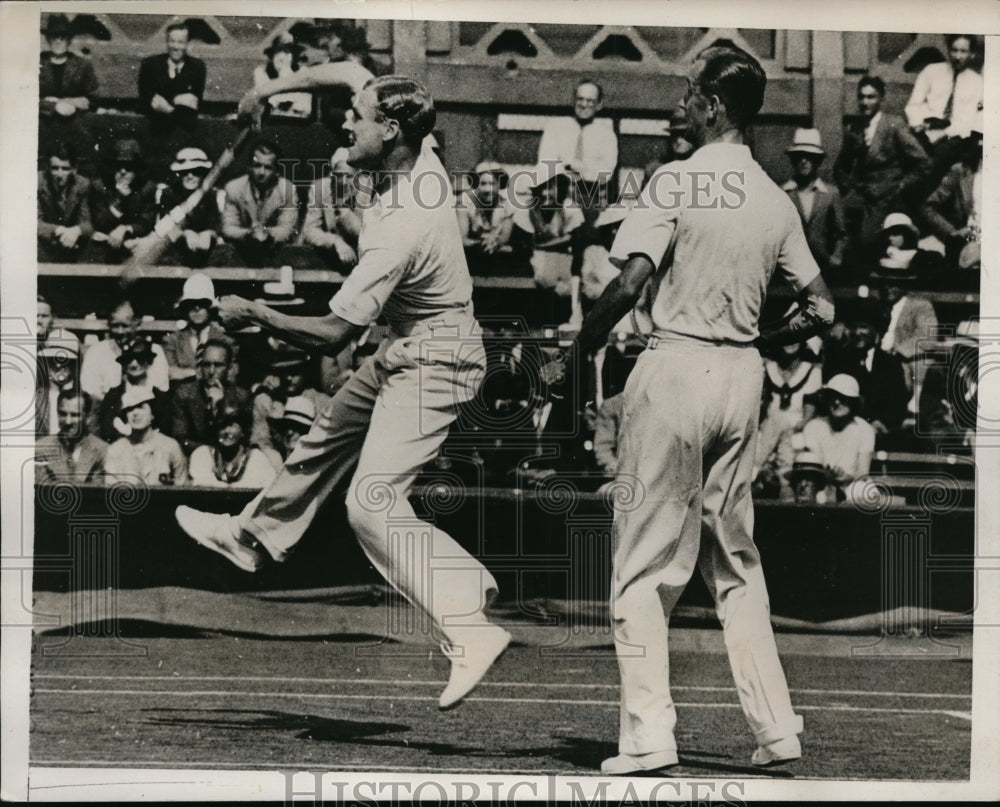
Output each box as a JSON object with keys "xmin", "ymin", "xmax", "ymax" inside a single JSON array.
[{"xmin": 35, "ymin": 17, "xmax": 983, "ymax": 501}]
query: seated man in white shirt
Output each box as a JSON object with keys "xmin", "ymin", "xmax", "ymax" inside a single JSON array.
[{"xmin": 905, "ymin": 34, "xmax": 983, "ymax": 186}]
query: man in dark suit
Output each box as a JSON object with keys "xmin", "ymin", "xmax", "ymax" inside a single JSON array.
[
  {"xmin": 38, "ymin": 141, "xmax": 93, "ymax": 263},
  {"xmin": 921, "ymin": 129, "xmax": 982, "ymax": 266},
  {"xmin": 137, "ymin": 21, "xmax": 206, "ymax": 129},
  {"xmin": 171, "ymin": 338, "xmax": 250, "ymax": 454},
  {"xmin": 834, "ymin": 75, "xmax": 930, "ymax": 257},
  {"xmin": 782, "ymin": 128, "xmax": 848, "ymax": 280},
  {"xmin": 36, "ymin": 389, "xmax": 108, "ymax": 485}
]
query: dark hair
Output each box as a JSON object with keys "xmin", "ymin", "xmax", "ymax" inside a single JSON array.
[
  {"xmin": 107, "ymin": 297, "xmax": 135, "ymax": 321},
  {"xmin": 214, "ymin": 404, "xmax": 252, "ymax": 440},
  {"xmin": 253, "ymin": 138, "xmax": 282, "ymax": 161},
  {"xmin": 692, "ymin": 46, "xmax": 766, "ymax": 129},
  {"xmin": 165, "ymin": 22, "xmax": 189, "ymax": 38},
  {"xmin": 57, "ymin": 387, "xmax": 92, "ymax": 416},
  {"xmin": 576, "ymin": 78, "xmax": 604, "ymax": 103},
  {"xmin": 198, "ymin": 338, "xmax": 232, "ymax": 365},
  {"xmin": 946, "ymin": 34, "xmax": 976, "ymax": 52},
  {"xmin": 47, "ymin": 140, "xmax": 77, "ymax": 166},
  {"xmin": 366, "ymin": 75, "xmax": 436, "ymax": 147},
  {"xmin": 857, "ymin": 75, "xmax": 886, "ymax": 97}
]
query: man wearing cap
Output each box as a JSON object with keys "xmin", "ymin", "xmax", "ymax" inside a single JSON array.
[
  {"xmin": 217, "ymin": 139, "xmax": 299, "ymax": 268},
  {"xmin": 300, "ymin": 148, "xmax": 360, "ymax": 270},
  {"xmin": 802, "ymin": 375, "xmax": 875, "ymax": 501},
  {"xmin": 96, "ymin": 338, "xmax": 172, "ymax": 443},
  {"xmin": 254, "ymin": 33, "xmax": 313, "ymax": 121},
  {"xmin": 105, "ymin": 387, "xmax": 188, "ymax": 486},
  {"xmin": 543, "ymin": 47, "xmax": 834, "ymax": 774},
  {"xmin": 189, "ymin": 404, "xmax": 276, "ymax": 489},
  {"xmin": 80, "ymin": 299, "xmax": 170, "ymax": 402},
  {"xmin": 170, "ymin": 338, "xmax": 250, "ymax": 455},
  {"xmin": 272, "ymin": 395, "xmax": 316, "ymax": 460},
  {"xmin": 35, "ymin": 330, "xmax": 82, "ymax": 437},
  {"xmin": 456, "ymin": 161, "xmax": 515, "ymax": 272},
  {"xmin": 177, "ymin": 75, "xmax": 510, "ymax": 711},
  {"xmin": 39, "ymin": 13, "xmax": 99, "ymax": 166},
  {"xmin": 90, "ymin": 139, "xmax": 157, "ymax": 263},
  {"xmin": 249, "ymin": 346, "xmax": 331, "ymax": 453},
  {"xmin": 834, "ymin": 76, "xmax": 930, "ymax": 254},
  {"xmin": 38, "ymin": 141, "xmax": 94, "ymax": 263},
  {"xmin": 137, "ymin": 21, "xmax": 206, "ymax": 128},
  {"xmin": 784, "ymin": 450, "xmax": 829, "ymax": 505},
  {"xmin": 782, "ymin": 129, "xmax": 848, "ymax": 279},
  {"xmin": 36, "ymin": 389, "xmax": 108, "ymax": 485},
  {"xmin": 537, "ymin": 79, "xmax": 618, "ymax": 228},
  {"xmin": 155, "ymin": 147, "xmax": 221, "ymax": 266},
  {"xmin": 162, "ymin": 273, "xmax": 236, "ymax": 383}
]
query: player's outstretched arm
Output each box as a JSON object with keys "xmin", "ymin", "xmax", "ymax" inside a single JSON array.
[
  {"xmin": 237, "ymin": 62, "xmax": 369, "ymax": 119},
  {"xmin": 217, "ymin": 295, "xmax": 366, "ymax": 358},
  {"xmin": 756, "ymin": 274, "xmax": 836, "ymax": 352}
]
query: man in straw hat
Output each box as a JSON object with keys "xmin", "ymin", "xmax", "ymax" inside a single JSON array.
[
  {"xmin": 784, "ymin": 449, "xmax": 829, "ymax": 505},
  {"xmin": 154, "ymin": 146, "xmax": 220, "ymax": 266},
  {"xmin": 542, "ymin": 46, "xmax": 835, "ymax": 774},
  {"xmin": 176, "ymin": 74, "xmax": 510, "ymax": 710},
  {"xmin": 782, "ymin": 128, "xmax": 848, "ymax": 278}
]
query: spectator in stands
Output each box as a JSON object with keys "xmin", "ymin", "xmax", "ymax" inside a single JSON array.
[
  {"xmin": 90, "ymin": 139, "xmax": 157, "ymax": 263},
  {"xmin": 39, "ymin": 13, "xmax": 98, "ymax": 120},
  {"xmin": 250, "ymin": 346, "xmax": 331, "ymax": 452},
  {"xmin": 105, "ymin": 387, "xmax": 188, "ymax": 486},
  {"xmin": 217, "ymin": 139, "xmax": 298, "ymax": 267},
  {"xmin": 341, "ymin": 25, "xmax": 381, "ymax": 76},
  {"xmin": 871, "ymin": 247, "xmax": 939, "ymax": 410},
  {"xmin": 37, "ymin": 294, "xmax": 79, "ymax": 354},
  {"xmin": 170, "ymin": 338, "xmax": 250, "ymax": 455},
  {"xmin": 918, "ymin": 319, "xmax": 979, "ymax": 447},
  {"xmin": 271, "ymin": 395, "xmax": 317, "ymax": 460},
  {"xmin": 905, "ymin": 35, "xmax": 984, "ymax": 187},
  {"xmin": 872, "ymin": 212, "xmax": 943, "ymax": 287},
  {"xmin": 300, "ymin": 148, "xmax": 360, "ymax": 270},
  {"xmin": 38, "ymin": 141, "xmax": 93, "ymax": 263},
  {"xmin": 580, "ymin": 201, "xmax": 639, "ymax": 327},
  {"xmin": 801, "ymin": 374, "xmax": 876, "ymax": 501},
  {"xmin": 758, "ymin": 338, "xmax": 823, "ymax": 451},
  {"xmin": 35, "ymin": 331, "xmax": 81, "ymax": 437},
  {"xmin": 824, "ymin": 304, "xmax": 909, "ymax": 443},
  {"xmin": 834, "ymin": 76, "xmax": 930, "ymax": 255},
  {"xmin": 593, "ymin": 391, "xmax": 623, "ymax": 477},
  {"xmin": 537, "ymin": 78, "xmax": 618, "ymax": 231},
  {"xmin": 36, "ymin": 389, "xmax": 107, "ymax": 484},
  {"xmin": 96, "ymin": 338, "xmax": 172, "ymax": 444},
  {"xmin": 456, "ymin": 161, "xmax": 515, "ymax": 273},
  {"xmin": 189, "ymin": 404, "xmax": 277, "ymax": 488},
  {"xmin": 254, "ymin": 33, "xmax": 312, "ymax": 121},
  {"xmin": 784, "ymin": 450, "xmax": 828, "ymax": 505},
  {"xmin": 137, "ymin": 21, "xmax": 206, "ymax": 129},
  {"xmin": 80, "ymin": 299, "xmax": 170, "ymax": 401},
  {"xmin": 511, "ymin": 163, "xmax": 586, "ymax": 328},
  {"xmin": 162, "ymin": 273, "xmax": 235, "ymax": 384},
  {"xmin": 154, "ymin": 147, "xmax": 220, "ymax": 267},
  {"xmin": 782, "ymin": 129, "xmax": 848, "ymax": 279},
  {"xmin": 921, "ymin": 128, "xmax": 982, "ymax": 269}
]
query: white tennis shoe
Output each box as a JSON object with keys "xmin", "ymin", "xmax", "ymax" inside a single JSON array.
[
  {"xmin": 600, "ymin": 749, "xmax": 679, "ymax": 775},
  {"xmin": 175, "ymin": 505, "xmax": 264, "ymax": 573},
  {"xmin": 438, "ymin": 624, "xmax": 511, "ymax": 710},
  {"xmin": 751, "ymin": 735, "xmax": 802, "ymax": 767}
]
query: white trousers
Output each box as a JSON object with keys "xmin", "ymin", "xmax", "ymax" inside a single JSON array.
[
  {"xmin": 612, "ymin": 340, "xmax": 802, "ymax": 754},
  {"xmin": 236, "ymin": 321, "xmax": 498, "ymax": 642}
]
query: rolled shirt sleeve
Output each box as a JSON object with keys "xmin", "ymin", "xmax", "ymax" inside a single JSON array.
[
  {"xmin": 775, "ymin": 214, "xmax": 821, "ymax": 294},
  {"xmin": 608, "ymin": 171, "xmax": 680, "ymax": 270},
  {"xmin": 328, "ymin": 236, "xmax": 411, "ymax": 327}
]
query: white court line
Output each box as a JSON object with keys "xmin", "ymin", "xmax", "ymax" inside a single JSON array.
[
  {"xmin": 31, "ymin": 675, "xmax": 972, "ymax": 701},
  {"xmin": 31, "ymin": 688, "xmax": 972, "ymax": 719}
]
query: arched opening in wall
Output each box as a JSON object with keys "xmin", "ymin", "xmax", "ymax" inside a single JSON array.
[
  {"xmin": 70, "ymin": 15, "xmax": 112, "ymax": 41},
  {"xmin": 904, "ymin": 46, "xmax": 946, "ymax": 73},
  {"xmin": 182, "ymin": 18, "xmax": 222, "ymax": 45},
  {"xmin": 707, "ymin": 38, "xmax": 739, "ymax": 51},
  {"xmin": 592, "ymin": 35, "xmax": 643, "ymax": 62},
  {"xmin": 486, "ymin": 30, "xmax": 538, "ymax": 57}
]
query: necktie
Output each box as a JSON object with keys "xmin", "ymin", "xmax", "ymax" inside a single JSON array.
[
  {"xmin": 943, "ymin": 70, "xmax": 956, "ymax": 120},
  {"xmin": 573, "ymin": 126, "xmax": 585, "ymax": 170}
]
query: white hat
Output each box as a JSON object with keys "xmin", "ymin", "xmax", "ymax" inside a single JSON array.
[
  {"xmin": 785, "ymin": 449, "xmax": 827, "ymax": 481},
  {"xmin": 119, "ymin": 386, "xmax": 156, "ymax": 413},
  {"xmin": 821, "ymin": 374, "xmax": 861, "ymax": 400},
  {"xmin": 281, "ymin": 395, "xmax": 317, "ymax": 430},
  {"xmin": 786, "ymin": 128, "xmax": 825, "ymax": 156},
  {"xmin": 177, "ymin": 272, "xmax": 217, "ymax": 307},
  {"xmin": 38, "ymin": 329, "xmax": 81, "ymax": 360},
  {"xmin": 879, "ymin": 212, "xmax": 919, "ymax": 237},
  {"xmin": 942, "ymin": 319, "xmax": 981, "ymax": 348},
  {"xmin": 170, "ymin": 147, "xmax": 212, "ymax": 173}
]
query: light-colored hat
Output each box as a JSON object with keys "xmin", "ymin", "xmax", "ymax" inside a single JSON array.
[
  {"xmin": 38, "ymin": 330, "xmax": 81, "ymax": 360},
  {"xmin": 170, "ymin": 147, "xmax": 212, "ymax": 173},
  {"xmin": 879, "ymin": 212, "xmax": 919, "ymax": 238},
  {"xmin": 265, "ymin": 32, "xmax": 302, "ymax": 57},
  {"xmin": 786, "ymin": 128, "xmax": 825, "ymax": 156},
  {"xmin": 785, "ymin": 449, "xmax": 827, "ymax": 482},
  {"xmin": 821, "ymin": 374, "xmax": 861, "ymax": 400},
  {"xmin": 119, "ymin": 386, "xmax": 156, "ymax": 413},
  {"xmin": 177, "ymin": 272, "xmax": 217, "ymax": 308},
  {"xmin": 281, "ymin": 395, "xmax": 317, "ymax": 430},
  {"xmin": 942, "ymin": 319, "xmax": 981, "ymax": 348}
]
